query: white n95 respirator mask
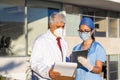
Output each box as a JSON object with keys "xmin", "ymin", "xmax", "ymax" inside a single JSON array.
[{"xmin": 54, "ymin": 27, "xmax": 64, "ymax": 37}]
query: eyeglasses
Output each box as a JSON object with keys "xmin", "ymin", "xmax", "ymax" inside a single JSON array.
[{"xmin": 78, "ymin": 30, "xmax": 91, "ymax": 33}]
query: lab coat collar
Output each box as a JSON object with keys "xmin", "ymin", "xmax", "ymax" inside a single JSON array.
[
  {"xmin": 47, "ymin": 29, "xmax": 57, "ymax": 40},
  {"xmin": 47, "ymin": 29, "xmax": 63, "ymax": 41}
]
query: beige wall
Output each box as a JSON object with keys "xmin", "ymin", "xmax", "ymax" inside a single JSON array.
[
  {"xmin": 0, "ymin": 37, "xmax": 120, "ymax": 80},
  {"xmin": 65, "ymin": 36, "xmax": 120, "ymax": 55},
  {"xmin": 96, "ymin": 37, "xmax": 120, "ymax": 55},
  {"xmin": 0, "ymin": 57, "xmax": 29, "ymax": 79}
]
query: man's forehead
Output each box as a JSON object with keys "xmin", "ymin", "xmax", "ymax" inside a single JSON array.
[{"xmin": 54, "ymin": 15, "xmax": 61, "ymax": 20}]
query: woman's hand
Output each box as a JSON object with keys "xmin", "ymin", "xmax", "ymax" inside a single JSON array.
[
  {"xmin": 77, "ymin": 56, "xmax": 93, "ymax": 71},
  {"xmin": 78, "ymin": 56, "xmax": 103, "ymax": 73}
]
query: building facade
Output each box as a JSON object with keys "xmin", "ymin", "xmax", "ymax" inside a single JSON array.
[{"xmin": 0, "ymin": 0, "xmax": 120, "ymax": 80}]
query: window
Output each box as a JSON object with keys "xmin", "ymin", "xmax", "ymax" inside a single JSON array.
[
  {"xmin": 94, "ymin": 17, "xmax": 107, "ymax": 37},
  {"xmin": 65, "ymin": 5, "xmax": 80, "ymax": 36},
  {"xmin": 107, "ymin": 54, "xmax": 120, "ymax": 80},
  {"xmin": 0, "ymin": 1, "xmax": 26, "ymax": 56},
  {"xmin": 95, "ymin": 9, "xmax": 107, "ymax": 17},
  {"xmin": 109, "ymin": 11, "xmax": 118, "ymax": 18},
  {"xmin": 27, "ymin": 7, "xmax": 48, "ymax": 56},
  {"xmin": 119, "ymin": 13, "xmax": 120, "ymax": 37},
  {"xmin": 81, "ymin": 7, "xmax": 95, "ymax": 16},
  {"xmin": 108, "ymin": 18, "xmax": 118, "ymax": 37},
  {"xmin": 27, "ymin": 0, "xmax": 61, "ymax": 55},
  {"xmin": 81, "ymin": 7, "xmax": 107, "ymax": 37}
]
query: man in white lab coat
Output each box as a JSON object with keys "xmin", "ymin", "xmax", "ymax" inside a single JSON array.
[{"xmin": 30, "ymin": 11, "xmax": 68, "ymax": 80}]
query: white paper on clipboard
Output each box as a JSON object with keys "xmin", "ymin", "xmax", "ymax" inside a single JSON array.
[{"xmin": 53, "ymin": 62, "xmax": 77, "ymax": 77}]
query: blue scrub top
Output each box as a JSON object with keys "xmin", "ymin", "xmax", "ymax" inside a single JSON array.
[{"xmin": 73, "ymin": 41, "xmax": 106, "ymax": 80}]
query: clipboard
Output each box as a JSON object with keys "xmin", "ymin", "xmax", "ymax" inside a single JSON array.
[
  {"xmin": 70, "ymin": 50, "xmax": 88, "ymax": 68},
  {"xmin": 53, "ymin": 62, "xmax": 77, "ymax": 77}
]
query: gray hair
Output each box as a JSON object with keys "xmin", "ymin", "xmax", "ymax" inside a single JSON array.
[{"xmin": 49, "ymin": 11, "xmax": 66, "ymax": 25}]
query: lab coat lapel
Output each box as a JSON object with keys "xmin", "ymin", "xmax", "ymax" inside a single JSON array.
[
  {"xmin": 47, "ymin": 30, "xmax": 65, "ymax": 62},
  {"xmin": 60, "ymin": 38, "xmax": 67, "ymax": 62}
]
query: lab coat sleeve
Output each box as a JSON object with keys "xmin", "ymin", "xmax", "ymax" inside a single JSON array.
[{"xmin": 30, "ymin": 40, "xmax": 51, "ymax": 79}]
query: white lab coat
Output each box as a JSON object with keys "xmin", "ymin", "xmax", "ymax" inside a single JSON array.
[{"xmin": 30, "ymin": 30, "xmax": 68, "ymax": 80}]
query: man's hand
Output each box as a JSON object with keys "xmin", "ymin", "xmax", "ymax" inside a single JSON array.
[
  {"xmin": 49, "ymin": 68, "xmax": 61, "ymax": 79},
  {"xmin": 77, "ymin": 57, "xmax": 93, "ymax": 71}
]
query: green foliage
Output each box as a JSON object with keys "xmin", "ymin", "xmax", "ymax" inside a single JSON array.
[{"xmin": 0, "ymin": 76, "xmax": 6, "ymax": 80}]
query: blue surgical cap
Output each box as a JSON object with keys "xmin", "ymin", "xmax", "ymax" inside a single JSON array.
[{"xmin": 80, "ymin": 17, "xmax": 94, "ymax": 30}]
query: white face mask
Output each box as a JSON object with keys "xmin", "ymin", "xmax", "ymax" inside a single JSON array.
[{"xmin": 54, "ymin": 27, "xmax": 64, "ymax": 37}]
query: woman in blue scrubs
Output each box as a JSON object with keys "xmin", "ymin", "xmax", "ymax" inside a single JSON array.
[{"xmin": 73, "ymin": 17, "xmax": 106, "ymax": 80}]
